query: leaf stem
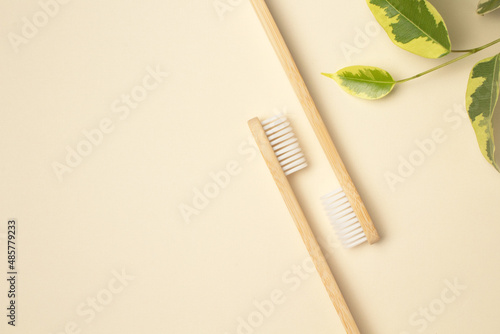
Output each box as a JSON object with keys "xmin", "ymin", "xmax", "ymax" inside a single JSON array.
[{"xmin": 395, "ymin": 37, "xmax": 500, "ymax": 84}]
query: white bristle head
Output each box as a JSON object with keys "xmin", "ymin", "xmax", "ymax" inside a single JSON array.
[
  {"xmin": 261, "ymin": 115, "xmax": 307, "ymax": 176},
  {"xmin": 321, "ymin": 188, "xmax": 367, "ymax": 248}
]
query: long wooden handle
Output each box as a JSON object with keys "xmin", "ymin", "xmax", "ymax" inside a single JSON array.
[
  {"xmin": 248, "ymin": 117, "xmax": 361, "ymax": 334},
  {"xmin": 249, "ymin": 0, "xmax": 379, "ymax": 244}
]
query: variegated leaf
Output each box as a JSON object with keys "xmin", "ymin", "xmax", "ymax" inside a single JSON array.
[
  {"xmin": 477, "ymin": 0, "xmax": 500, "ymax": 15},
  {"xmin": 322, "ymin": 66, "xmax": 395, "ymax": 100},
  {"xmin": 466, "ymin": 54, "xmax": 500, "ymax": 171},
  {"xmin": 366, "ymin": 0, "xmax": 451, "ymax": 59}
]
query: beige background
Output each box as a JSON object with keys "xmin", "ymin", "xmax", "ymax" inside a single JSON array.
[{"xmin": 1, "ymin": 0, "xmax": 500, "ymax": 333}]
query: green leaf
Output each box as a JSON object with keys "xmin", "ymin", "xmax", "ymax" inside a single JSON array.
[
  {"xmin": 366, "ymin": 0, "xmax": 451, "ymax": 59},
  {"xmin": 466, "ymin": 54, "xmax": 500, "ymax": 172},
  {"xmin": 322, "ymin": 66, "xmax": 395, "ymax": 100},
  {"xmin": 477, "ymin": 0, "xmax": 500, "ymax": 15}
]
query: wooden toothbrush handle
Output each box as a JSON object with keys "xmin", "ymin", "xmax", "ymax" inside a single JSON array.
[
  {"xmin": 249, "ymin": 0, "xmax": 379, "ymax": 244},
  {"xmin": 248, "ymin": 117, "xmax": 361, "ymax": 334}
]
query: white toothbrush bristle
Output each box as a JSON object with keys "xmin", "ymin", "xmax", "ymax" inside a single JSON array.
[
  {"xmin": 321, "ymin": 187, "xmax": 367, "ymax": 248},
  {"xmin": 262, "ymin": 115, "xmax": 307, "ymax": 176}
]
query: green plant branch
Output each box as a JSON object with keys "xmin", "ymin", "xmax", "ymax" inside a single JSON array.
[{"xmin": 395, "ymin": 37, "xmax": 500, "ymax": 84}]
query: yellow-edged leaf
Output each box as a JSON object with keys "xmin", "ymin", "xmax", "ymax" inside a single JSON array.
[
  {"xmin": 477, "ymin": 0, "xmax": 500, "ymax": 14},
  {"xmin": 323, "ymin": 66, "xmax": 395, "ymax": 100},
  {"xmin": 366, "ymin": 0, "xmax": 451, "ymax": 58},
  {"xmin": 466, "ymin": 54, "xmax": 500, "ymax": 171}
]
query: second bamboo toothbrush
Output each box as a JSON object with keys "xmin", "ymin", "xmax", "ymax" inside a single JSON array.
[
  {"xmin": 248, "ymin": 115, "xmax": 360, "ymax": 334},
  {"xmin": 249, "ymin": 0, "xmax": 380, "ymax": 245}
]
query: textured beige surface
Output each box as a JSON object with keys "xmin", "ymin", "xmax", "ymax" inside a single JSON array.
[{"xmin": 0, "ymin": 1, "xmax": 499, "ymax": 333}]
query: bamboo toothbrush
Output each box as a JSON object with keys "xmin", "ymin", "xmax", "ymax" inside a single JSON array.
[
  {"xmin": 248, "ymin": 115, "xmax": 360, "ymax": 334},
  {"xmin": 250, "ymin": 0, "xmax": 380, "ymax": 247}
]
